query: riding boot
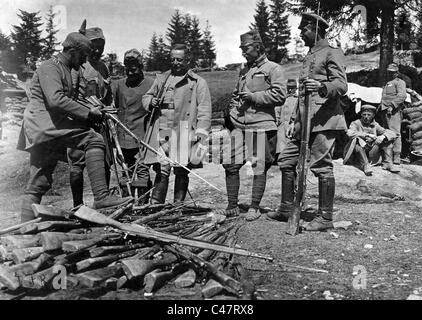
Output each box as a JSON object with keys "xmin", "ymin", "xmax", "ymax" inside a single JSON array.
[
  {"xmin": 267, "ymin": 170, "xmax": 295, "ymax": 222},
  {"xmin": 305, "ymin": 177, "xmax": 335, "ymax": 231},
  {"xmin": 85, "ymin": 147, "xmax": 132, "ymax": 210},
  {"xmin": 174, "ymin": 174, "xmax": 189, "ymax": 203},
  {"xmin": 151, "ymin": 173, "xmax": 169, "ymax": 204},
  {"xmin": 21, "ymin": 194, "xmax": 41, "ymax": 222}
]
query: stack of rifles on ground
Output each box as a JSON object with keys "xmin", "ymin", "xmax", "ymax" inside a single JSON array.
[{"xmin": 0, "ymin": 200, "xmax": 273, "ymax": 300}]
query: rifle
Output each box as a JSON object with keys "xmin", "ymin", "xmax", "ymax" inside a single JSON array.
[{"xmin": 286, "ymin": 89, "xmax": 312, "ymax": 235}]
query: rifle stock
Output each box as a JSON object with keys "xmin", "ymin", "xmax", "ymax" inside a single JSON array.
[{"xmin": 286, "ymin": 91, "xmax": 312, "ymax": 236}]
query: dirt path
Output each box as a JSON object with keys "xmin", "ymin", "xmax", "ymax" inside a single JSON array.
[{"xmin": 2, "ymin": 120, "xmax": 422, "ymax": 300}]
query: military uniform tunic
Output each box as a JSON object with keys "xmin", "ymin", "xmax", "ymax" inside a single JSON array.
[{"xmin": 278, "ymin": 39, "xmax": 348, "ymax": 178}]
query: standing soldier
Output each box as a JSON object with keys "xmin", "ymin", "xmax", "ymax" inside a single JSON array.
[
  {"xmin": 17, "ymin": 32, "xmax": 132, "ymax": 222},
  {"xmin": 221, "ymin": 30, "xmax": 286, "ymax": 221},
  {"xmin": 111, "ymin": 49, "xmax": 154, "ymax": 202},
  {"xmin": 379, "ymin": 63, "xmax": 407, "ymax": 172},
  {"xmin": 267, "ymin": 13, "xmax": 348, "ymax": 232},
  {"xmin": 68, "ymin": 21, "xmax": 113, "ymax": 208},
  {"xmin": 142, "ymin": 44, "xmax": 212, "ymax": 204}
]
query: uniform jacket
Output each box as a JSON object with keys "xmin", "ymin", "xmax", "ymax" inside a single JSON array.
[
  {"xmin": 111, "ymin": 76, "xmax": 154, "ymax": 149},
  {"xmin": 142, "ymin": 69, "xmax": 212, "ymax": 165},
  {"xmin": 72, "ymin": 59, "xmax": 112, "ymax": 105},
  {"xmin": 380, "ymin": 77, "xmax": 407, "ymax": 111},
  {"xmin": 18, "ymin": 53, "xmax": 91, "ymax": 151},
  {"xmin": 293, "ymin": 39, "xmax": 348, "ymax": 137},
  {"xmin": 346, "ymin": 119, "xmax": 397, "ymax": 148},
  {"xmin": 229, "ymin": 54, "xmax": 286, "ymax": 131}
]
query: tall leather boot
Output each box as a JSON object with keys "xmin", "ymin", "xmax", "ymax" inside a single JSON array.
[
  {"xmin": 151, "ymin": 173, "xmax": 169, "ymax": 204},
  {"xmin": 21, "ymin": 194, "xmax": 41, "ymax": 222},
  {"xmin": 85, "ymin": 147, "xmax": 133, "ymax": 210},
  {"xmin": 267, "ymin": 170, "xmax": 295, "ymax": 222},
  {"xmin": 382, "ymin": 145, "xmax": 400, "ymax": 173},
  {"xmin": 305, "ymin": 177, "xmax": 335, "ymax": 231},
  {"xmin": 69, "ymin": 168, "xmax": 84, "ymax": 207},
  {"xmin": 174, "ymin": 174, "xmax": 189, "ymax": 204}
]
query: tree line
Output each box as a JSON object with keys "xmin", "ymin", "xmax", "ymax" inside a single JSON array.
[
  {"xmin": 145, "ymin": 9, "xmax": 216, "ymax": 72},
  {"xmin": 0, "ymin": 7, "xmax": 59, "ymax": 78}
]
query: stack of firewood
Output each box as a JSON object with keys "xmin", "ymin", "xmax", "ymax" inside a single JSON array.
[{"xmin": 0, "ymin": 202, "xmax": 271, "ymax": 300}]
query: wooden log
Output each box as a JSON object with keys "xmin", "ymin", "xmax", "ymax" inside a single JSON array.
[
  {"xmin": 121, "ymin": 252, "xmax": 178, "ymax": 280},
  {"xmin": 19, "ymin": 221, "xmax": 82, "ymax": 235},
  {"xmin": 0, "ymin": 218, "xmax": 42, "ymax": 236},
  {"xmin": 89, "ymin": 243, "xmax": 145, "ymax": 258},
  {"xmin": 0, "ymin": 253, "xmax": 52, "ymax": 290},
  {"xmin": 0, "ymin": 234, "xmax": 41, "ymax": 249},
  {"xmin": 75, "ymin": 247, "xmax": 147, "ymax": 272},
  {"xmin": 11, "ymin": 246, "xmax": 44, "ymax": 264},
  {"xmin": 32, "ymin": 204, "xmax": 73, "ymax": 220},
  {"xmin": 174, "ymin": 269, "xmax": 196, "ymax": 288},
  {"xmin": 40, "ymin": 232, "xmax": 115, "ymax": 251},
  {"xmin": 75, "ymin": 265, "xmax": 122, "ymax": 288},
  {"xmin": 201, "ymin": 279, "xmax": 224, "ymax": 298},
  {"xmin": 143, "ymin": 263, "xmax": 187, "ymax": 293}
]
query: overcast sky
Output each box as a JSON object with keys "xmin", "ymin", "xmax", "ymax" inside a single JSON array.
[{"xmin": 1, "ymin": 0, "xmax": 301, "ymax": 66}]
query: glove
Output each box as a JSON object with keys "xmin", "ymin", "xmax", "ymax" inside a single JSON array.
[{"xmin": 88, "ymin": 107, "xmax": 104, "ymax": 123}]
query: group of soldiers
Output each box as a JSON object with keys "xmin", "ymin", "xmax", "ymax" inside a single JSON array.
[{"xmin": 15, "ymin": 11, "xmax": 406, "ymax": 233}]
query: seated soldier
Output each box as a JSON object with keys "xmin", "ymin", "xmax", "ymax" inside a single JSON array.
[{"xmin": 343, "ymin": 104, "xmax": 398, "ymax": 176}]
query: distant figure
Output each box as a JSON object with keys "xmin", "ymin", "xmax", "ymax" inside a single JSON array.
[
  {"xmin": 379, "ymin": 63, "xmax": 407, "ymax": 169},
  {"xmin": 343, "ymin": 105, "xmax": 398, "ymax": 175},
  {"xmin": 275, "ymin": 79, "xmax": 298, "ymax": 155}
]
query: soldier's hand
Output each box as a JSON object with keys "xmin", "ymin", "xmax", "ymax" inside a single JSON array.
[
  {"xmin": 195, "ymin": 132, "xmax": 208, "ymax": 144},
  {"xmin": 88, "ymin": 107, "xmax": 104, "ymax": 123},
  {"xmin": 286, "ymin": 123, "xmax": 295, "ymax": 139},
  {"xmin": 239, "ymin": 92, "xmax": 254, "ymax": 103},
  {"xmin": 303, "ymin": 79, "xmax": 322, "ymax": 93},
  {"xmin": 151, "ymin": 98, "xmax": 160, "ymax": 109},
  {"xmin": 375, "ymin": 135, "xmax": 385, "ymax": 145}
]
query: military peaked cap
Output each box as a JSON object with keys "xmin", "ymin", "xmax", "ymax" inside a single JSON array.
[
  {"xmin": 62, "ymin": 32, "xmax": 92, "ymax": 53},
  {"xmin": 300, "ymin": 12, "xmax": 329, "ymax": 31},
  {"xmin": 387, "ymin": 63, "xmax": 399, "ymax": 72},
  {"xmin": 361, "ymin": 104, "xmax": 377, "ymax": 112},
  {"xmin": 239, "ymin": 30, "xmax": 263, "ymax": 47},
  {"xmin": 124, "ymin": 48, "xmax": 143, "ymax": 66}
]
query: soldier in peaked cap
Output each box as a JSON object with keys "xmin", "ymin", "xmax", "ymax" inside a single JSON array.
[
  {"xmin": 220, "ymin": 29, "xmax": 286, "ymax": 221},
  {"xmin": 17, "ymin": 31, "xmax": 132, "ymax": 222},
  {"xmin": 67, "ymin": 20, "xmax": 114, "ymax": 208},
  {"xmin": 268, "ymin": 12, "xmax": 347, "ymax": 231},
  {"xmin": 110, "ymin": 49, "xmax": 154, "ymax": 202},
  {"xmin": 379, "ymin": 62, "xmax": 407, "ymax": 171}
]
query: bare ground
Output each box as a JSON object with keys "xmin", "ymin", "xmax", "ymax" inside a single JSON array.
[{"xmin": 2, "ymin": 121, "xmax": 422, "ymax": 300}]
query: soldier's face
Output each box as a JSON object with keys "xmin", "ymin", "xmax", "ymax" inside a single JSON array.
[
  {"xmin": 241, "ymin": 43, "xmax": 259, "ymax": 63},
  {"xmin": 361, "ymin": 110, "xmax": 375, "ymax": 124},
  {"xmin": 125, "ymin": 64, "xmax": 142, "ymax": 81},
  {"xmin": 70, "ymin": 49, "xmax": 89, "ymax": 70},
  {"xmin": 300, "ymin": 23, "xmax": 317, "ymax": 47},
  {"xmin": 171, "ymin": 50, "xmax": 187, "ymax": 74},
  {"xmin": 90, "ymin": 39, "xmax": 105, "ymax": 62}
]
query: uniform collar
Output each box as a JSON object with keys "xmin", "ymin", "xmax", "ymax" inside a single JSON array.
[
  {"xmin": 250, "ymin": 54, "xmax": 268, "ymax": 68},
  {"xmin": 57, "ymin": 52, "xmax": 72, "ymax": 69},
  {"xmin": 166, "ymin": 69, "xmax": 198, "ymax": 81},
  {"xmin": 360, "ymin": 119, "xmax": 375, "ymax": 127},
  {"xmin": 309, "ymin": 39, "xmax": 329, "ymax": 54}
]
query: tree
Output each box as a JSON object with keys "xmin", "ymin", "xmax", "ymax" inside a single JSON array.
[
  {"xmin": 294, "ymin": 0, "xmax": 421, "ymax": 86},
  {"xmin": 166, "ymin": 9, "xmax": 185, "ymax": 46},
  {"xmin": 268, "ymin": 0, "xmax": 291, "ymax": 62},
  {"xmin": 42, "ymin": 5, "xmax": 60, "ymax": 60},
  {"xmin": 156, "ymin": 34, "xmax": 171, "ymax": 72},
  {"xmin": 417, "ymin": 7, "xmax": 422, "ymax": 48},
  {"xmin": 251, "ymin": 0, "xmax": 272, "ymax": 52},
  {"xmin": 0, "ymin": 30, "xmax": 11, "ymax": 51},
  {"xmin": 201, "ymin": 20, "xmax": 217, "ymax": 68},
  {"xmin": 11, "ymin": 10, "xmax": 44, "ymax": 75},
  {"xmin": 187, "ymin": 16, "xmax": 203, "ymax": 68},
  {"xmin": 146, "ymin": 32, "xmax": 159, "ymax": 71}
]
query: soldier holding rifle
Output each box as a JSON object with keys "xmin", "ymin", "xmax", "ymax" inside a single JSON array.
[
  {"xmin": 267, "ymin": 13, "xmax": 348, "ymax": 232},
  {"xmin": 142, "ymin": 44, "xmax": 212, "ymax": 204},
  {"xmin": 17, "ymin": 31, "xmax": 132, "ymax": 222}
]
